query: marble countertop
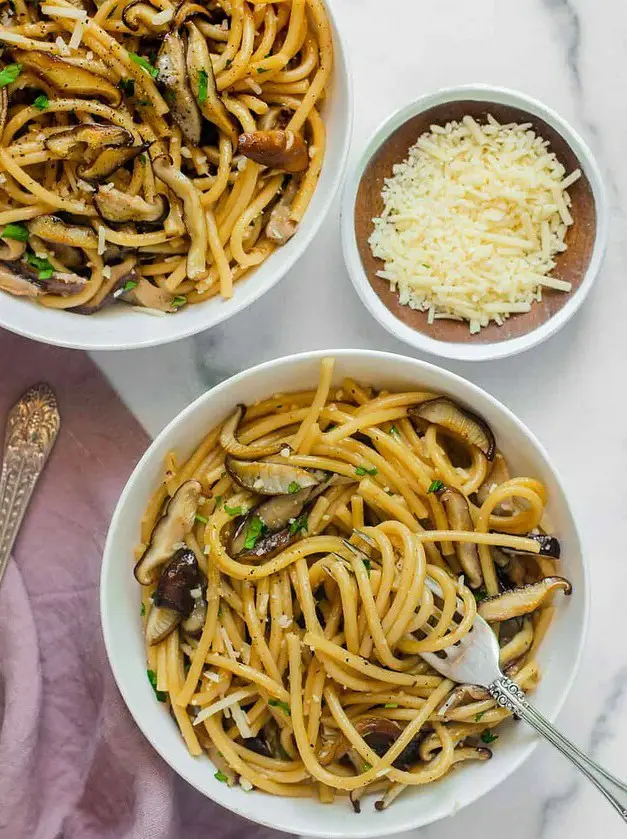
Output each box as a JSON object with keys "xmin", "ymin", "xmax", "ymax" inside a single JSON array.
[{"xmin": 93, "ymin": 0, "xmax": 627, "ymax": 836}]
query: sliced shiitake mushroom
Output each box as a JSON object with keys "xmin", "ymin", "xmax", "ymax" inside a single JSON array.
[
  {"xmin": 119, "ymin": 275, "xmax": 177, "ymax": 312},
  {"xmin": 238, "ymin": 129, "xmax": 309, "ymax": 173},
  {"xmin": 409, "ymin": 398, "xmax": 495, "ymax": 461},
  {"xmin": 0, "ymin": 261, "xmax": 44, "ymax": 297},
  {"xmin": 478, "ymin": 577, "xmax": 572, "ymax": 622},
  {"xmin": 231, "ymin": 490, "xmax": 312, "ymax": 557},
  {"xmin": 134, "ymin": 480, "xmax": 202, "ymax": 584},
  {"xmin": 94, "ymin": 186, "xmax": 168, "ymax": 225},
  {"xmin": 225, "ymin": 455, "xmax": 324, "ymax": 496},
  {"xmin": 78, "ymin": 144, "xmax": 149, "ymax": 184},
  {"xmin": 220, "ymin": 404, "xmax": 286, "ymax": 459},
  {"xmin": 173, "ymin": 0, "xmax": 214, "ymax": 27},
  {"xmin": 71, "ymin": 257, "xmax": 137, "ymax": 315},
  {"xmin": 157, "ymin": 31, "xmax": 202, "ymax": 146},
  {"xmin": 497, "ymin": 532, "xmax": 561, "ymax": 559},
  {"xmin": 28, "ymin": 215, "xmax": 98, "ymax": 249},
  {"xmin": 334, "ymin": 717, "xmax": 422, "ymax": 772},
  {"xmin": 145, "ymin": 604, "xmax": 181, "ymax": 646},
  {"xmin": 14, "ymin": 50, "xmax": 122, "ymax": 105},
  {"xmin": 44, "ymin": 124, "xmax": 132, "ymax": 159},
  {"xmin": 181, "ymin": 593, "xmax": 207, "ymax": 636},
  {"xmin": 476, "ymin": 453, "xmax": 511, "ymax": 507},
  {"xmin": 122, "ymin": 0, "xmax": 172, "ymax": 31},
  {"xmin": 0, "ymin": 237, "xmax": 27, "ymax": 262},
  {"xmin": 152, "ymin": 155, "xmax": 206, "ymax": 279},
  {"xmin": 44, "ymin": 271, "xmax": 87, "ymax": 295},
  {"xmin": 437, "ymin": 486, "xmax": 482, "ymax": 588},
  {"xmin": 185, "ymin": 21, "xmax": 238, "ymax": 145},
  {"xmin": 145, "ymin": 548, "xmax": 202, "ymax": 645},
  {"xmin": 265, "ymin": 176, "xmax": 299, "ymax": 245}
]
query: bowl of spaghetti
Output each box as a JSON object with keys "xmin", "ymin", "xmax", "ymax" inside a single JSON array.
[
  {"xmin": 0, "ymin": 0, "xmax": 351, "ymax": 350},
  {"xmin": 101, "ymin": 350, "xmax": 587, "ymax": 837}
]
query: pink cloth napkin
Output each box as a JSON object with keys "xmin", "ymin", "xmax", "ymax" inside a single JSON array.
[{"xmin": 0, "ymin": 331, "xmax": 291, "ymax": 839}]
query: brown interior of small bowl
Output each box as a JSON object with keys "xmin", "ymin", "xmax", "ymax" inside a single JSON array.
[{"xmin": 354, "ymin": 100, "xmax": 597, "ymax": 344}]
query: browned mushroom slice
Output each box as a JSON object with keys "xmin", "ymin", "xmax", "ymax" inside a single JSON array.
[
  {"xmin": 334, "ymin": 717, "xmax": 422, "ymax": 772},
  {"xmin": 231, "ymin": 487, "xmax": 312, "ymax": 557},
  {"xmin": 145, "ymin": 605, "xmax": 181, "ymax": 646},
  {"xmin": 0, "ymin": 237, "xmax": 27, "ymax": 261},
  {"xmin": 173, "ymin": 0, "xmax": 213, "ymax": 27},
  {"xmin": 157, "ymin": 31, "xmax": 202, "ymax": 146},
  {"xmin": 78, "ymin": 144, "xmax": 149, "ymax": 184},
  {"xmin": 185, "ymin": 22, "xmax": 238, "ymax": 146},
  {"xmin": 409, "ymin": 398, "xmax": 495, "ymax": 461},
  {"xmin": 122, "ymin": 0, "xmax": 172, "ymax": 31},
  {"xmin": 498, "ymin": 532, "xmax": 561, "ymax": 559},
  {"xmin": 0, "ymin": 262, "xmax": 44, "ymax": 297},
  {"xmin": 476, "ymin": 453, "xmax": 511, "ymax": 507},
  {"xmin": 71, "ymin": 257, "xmax": 137, "ymax": 315},
  {"xmin": 225, "ymin": 455, "xmax": 323, "ymax": 496},
  {"xmin": 134, "ymin": 480, "xmax": 202, "ymax": 584},
  {"xmin": 152, "ymin": 548, "xmax": 200, "ymax": 613},
  {"xmin": 14, "ymin": 50, "xmax": 122, "ymax": 105},
  {"xmin": 44, "ymin": 124, "xmax": 133, "ymax": 160},
  {"xmin": 152, "ymin": 155, "xmax": 206, "ymax": 279},
  {"xmin": 220, "ymin": 404, "xmax": 286, "ymax": 459},
  {"xmin": 181, "ymin": 593, "xmax": 207, "ymax": 636},
  {"xmin": 438, "ymin": 684, "xmax": 489, "ymax": 716},
  {"xmin": 238, "ymin": 130, "xmax": 309, "ymax": 173},
  {"xmin": 44, "ymin": 271, "xmax": 87, "ymax": 296},
  {"xmin": 120, "ymin": 275, "xmax": 177, "ymax": 312},
  {"xmin": 437, "ymin": 487, "xmax": 482, "ymax": 588},
  {"xmin": 478, "ymin": 577, "xmax": 572, "ymax": 622},
  {"xmin": 94, "ymin": 186, "xmax": 168, "ymax": 225},
  {"xmin": 451, "ymin": 747, "xmax": 493, "ymax": 766},
  {"xmin": 265, "ymin": 177, "xmax": 299, "ymax": 245},
  {"xmin": 28, "ymin": 215, "xmax": 98, "ymax": 249}
]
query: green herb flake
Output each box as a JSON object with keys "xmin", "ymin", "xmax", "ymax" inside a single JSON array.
[
  {"xmin": 289, "ymin": 513, "xmax": 308, "ymax": 536},
  {"xmin": 427, "ymin": 479, "xmax": 445, "ymax": 494},
  {"xmin": 138, "ymin": 153, "xmax": 147, "ymax": 164},
  {"xmin": 0, "ymin": 63, "xmax": 22, "ymax": 88},
  {"xmin": 384, "ymin": 703, "xmax": 398, "ymax": 709},
  {"xmin": 474, "ymin": 711, "xmax": 486, "ymax": 722},
  {"xmin": 123, "ymin": 279, "xmax": 138, "ymax": 292},
  {"xmin": 214, "ymin": 495, "xmax": 223, "ymax": 508},
  {"xmin": 362, "ymin": 558, "xmax": 372, "ymax": 575},
  {"xmin": 480, "ymin": 729, "xmax": 498, "ymax": 744},
  {"xmin": 288, "ymin": 481, "xmax": 301, "ymax": 494},
  {"xmin": 164, "ymin": 90, "xmax": 175, "ymax": 105},
  {"xmin": 195, "ymin": 513, "xmax": 208, "ymax": 525},
  {"xmin": 268, "ymin": 698, "xmax": 291, "ymax": 716},
  {"xmin": 26, "ymin": 251, "xmax": 54, "ymax": 280},
  {"xmin": 32, "ymin": 94, "xmax": 49, "ymax": 110},
  {"xmin": 473, "ymin": 589, "xmax": 488, "ymax": 603},
  {"xmin": 224, "ymin": 503, "xmax": 243, "ymax": 517},
  {"xmin": 197, "ymin": 68, "xmax": 208, "ymax": 104},
  {"xmin": 363, "ymin": 762, "xmax": 372, "ymax": 771},
  {"xmin": 389, "ymin": 425, "xmax": 400, "ymax": 437},
  {"xmin": 214, "ymin": 770, "xmax": 229, "ymax": 783},
  {"xmin": 172, "ymin": 295, "xmax": 187, "ymax": 308},
  {"xmin": 355, "ymin": 465, "xmax": 377, "ymax": 477},
  {"xmin": 244, "ymin": 515, "xmax": 267, "ymax": 550},
  {"xmin": 1, "ymin": 222, "xmax": 28, "ymax": 242},
  {"xmin": 224, "ymin": 58, "xmax": 232, "ymax": 68},
  {"xmin": 129, "ymin": 52, "xmax": 158, "ymax": 78},
  {"xmin": 140, "ymin": 602, "xmax": 145, "ymax": 616},
  {"xmin": 136, "ymin": 99, "xmax": 151, "ymax": 106},
  {"xmin": 118, "ymin": 77, "xmax": 135, "ymax": 97},
  {"xmin": 256, "ymin": 67, "xmax": 267, "ymax": 74},
  {"xmin": 147, "ymin": 669, "xmax": 167, "ymax": 702}
]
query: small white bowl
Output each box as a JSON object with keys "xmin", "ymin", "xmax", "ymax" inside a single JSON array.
[
  {"xmin": 101, "ymin": 348, "xmax": 587, "ymax": 838},
  {"xmin": 0, "ymin": 1, "xmax": 352, "ymax": 352},
  {"xmin": 341, "ymin": 84, "xmax": 609, "ymax": 362}
]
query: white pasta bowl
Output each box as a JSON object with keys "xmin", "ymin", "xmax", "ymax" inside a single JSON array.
[
  {"xmin": 341, "ymin": 84, "xmax": 609, "ymax": 362},
  {"xmin": 0, "ymin": 1, "xmax": 351, "ymax": 352},
  {"xmin": 101, "ymin": 349, "xmax": 587, "ymax": 838}
]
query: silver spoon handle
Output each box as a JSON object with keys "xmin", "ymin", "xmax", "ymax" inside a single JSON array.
[
  {"xmin": 0, "ymin": 384, "xmax": 59, "ymax": 588},
  {"xmin": 489, "ymin": 677, "xmax": 627, "ymax": 822}
]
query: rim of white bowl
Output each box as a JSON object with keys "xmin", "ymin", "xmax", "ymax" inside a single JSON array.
[
  {"xmin": 341, "ymin": 84, "xmax": 609, "ymax": 362},
  {"xmin": 101, "ymin": 348, "xmax": 589, "ymax": 838},
  {"xmin": 0, "ymin": 0, "xmax": 353, "ymax": 352}
]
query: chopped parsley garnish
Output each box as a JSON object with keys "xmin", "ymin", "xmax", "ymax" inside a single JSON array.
[
  {"xmin": 136, "ymin": 99, "xmax": 151, "ymax": 106},
  {"xmin": 129, "ymin": 52, "xmax": 158, "ymax": 78},
  {"xmin": 355, "ymin": 465, "xmax": 377, "ymax": 477},
  {"xmin": 195, "ymin": 513, "xmax": 208, "ymax": 525},
  {"xmin": 26, "ymin": 251, "xmax": 54, "ymax": 280},
  {"xmin": 427, "ymin": 479, "xmax": 445, "ymax": 494},
  {"xmin": 138, "ymin": 153, "xmax": 147, "ymax": 164},
  {"xmin": 214, "ymin": 495, "xmax": 223, "ymax": 508},
  {"xmin": 256, "ymin": 67, "xmax": 267, "ymax": 74},
  {"xmin": 224, "ymin": 58, "xmax": 232, "ymax": 68},
  {"xmin": 289, "ymin": 513, "xmax": 308, "ymax": 536},
  {"xmin": 122, "ymin": 279, "xmax": 138, "ymax": 292},
  {"xmin": 1, "ymin": 222, "xmax": 28, "ymax": 242},
  {"xmin": 147, "ymin": 669, "xmax": 166, "ymax": 702},
  {"xmin": 172, "ymin": 295, "xmax": 187, "ymax": 308},
  {"xmin": 224, "ymin": 503, "xmax": 243, "ymax": 516},
  {"xmin": 268, "ymin": 698, "xmax": 291, "ymax": 715},
  {"xmin": 197, "ymin": 68, "xmax": 208, "ymax": 104},
  {"xmin": 288, "ymin": 481, "xmax": 301, "ymax": 494},
  {"xmin": 0, "ymin": 63, "xmax": 22, "ymax": 87},
  {"xmin": 244, "ymin": 515, "xmax": 267, "ymax": 550},
  {"xmin": 32, "ymin": 94, "xmax": 49, "ymax": 110},
  {"xmin": 389, "ymin": 425, "xmax": 400, "ymax": 437},
  {"xmin": 362, "ymin": 558, "xmax": 371, "ymax": 575},
  {"xmin": 118, "ymin": 77, "xmax": 135, "ymax": 97},
  {"xmin": 480, "ymin": 729, "xmax": 498, "ymax": 744},
  {"xmin": 384, "ymin": 703, "xmax": 398, "ymax": 708},
  {"xmin": 214, "ymin": 770, "xmax": 228, "ymax": 783},
  {"xmin": 474, "ymin": 711, "xmax": 486, "ymax": 722},
  {"xmin": 140, "ymin": 602, "xmax": 145, "ymax": 616},
  {"xmin": 473, "ymin": 589, "xmax": 488, "ymax": 603},
  {"xmin": 363, "ymin": 762, "xmax": 372, "ymax": 771}
]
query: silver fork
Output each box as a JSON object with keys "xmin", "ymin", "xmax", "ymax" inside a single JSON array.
[{"xmin": 419, "ymin": 579, "xmax": 627, "ymax": 822}]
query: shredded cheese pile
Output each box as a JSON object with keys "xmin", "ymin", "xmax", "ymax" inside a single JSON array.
[{"xmin": 369, "ymin": 114, "xmax": 581, "ymax": 332}]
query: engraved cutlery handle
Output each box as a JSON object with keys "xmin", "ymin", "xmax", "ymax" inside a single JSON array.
[
  {"xmin": 0, "ymin": 384, "xmax": 60, "ymax": 588},
  {"xmin": 490, "ymin": 677, "xmax": 627, "ymax": 822}
]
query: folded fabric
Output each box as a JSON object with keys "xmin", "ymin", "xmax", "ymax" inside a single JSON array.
[{"xmin": 0, "ymin": 331, "xmax": 289, "ymax": 839}]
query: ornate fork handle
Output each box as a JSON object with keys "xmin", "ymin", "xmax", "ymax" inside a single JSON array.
[
  {"xmin": 0, "ymin": 384, "xmax": 60, "ymax": 588},
  {"xmin": 489, "ymin": 677, "xmax": 627, "ymax": 822}
]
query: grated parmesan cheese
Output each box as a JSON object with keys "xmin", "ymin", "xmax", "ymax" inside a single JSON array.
[
  {"xmin": 41, "ymin": 4, "xmax": 87, "ymax": 19},
  {"xmin": 68, "ymin": 19, "xmax": 85, "ymax": 51},
  {"xmin": 192, "ymin": 688, "xmax": 256, "ymax": 726},
  {"xmin": 55, "ymin": 35, "xmax": 70, "ymax": 55},
  {"xmin": 102, "ymin": 265, "xmax": 112, "ymax": 279},
  {"xmin": 369, "ymin": 115, "xmax": 581, "ymax": 332},
  {"xmin": 230, "ymin": 700, "xmax": 254, "ymax": 739}
]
